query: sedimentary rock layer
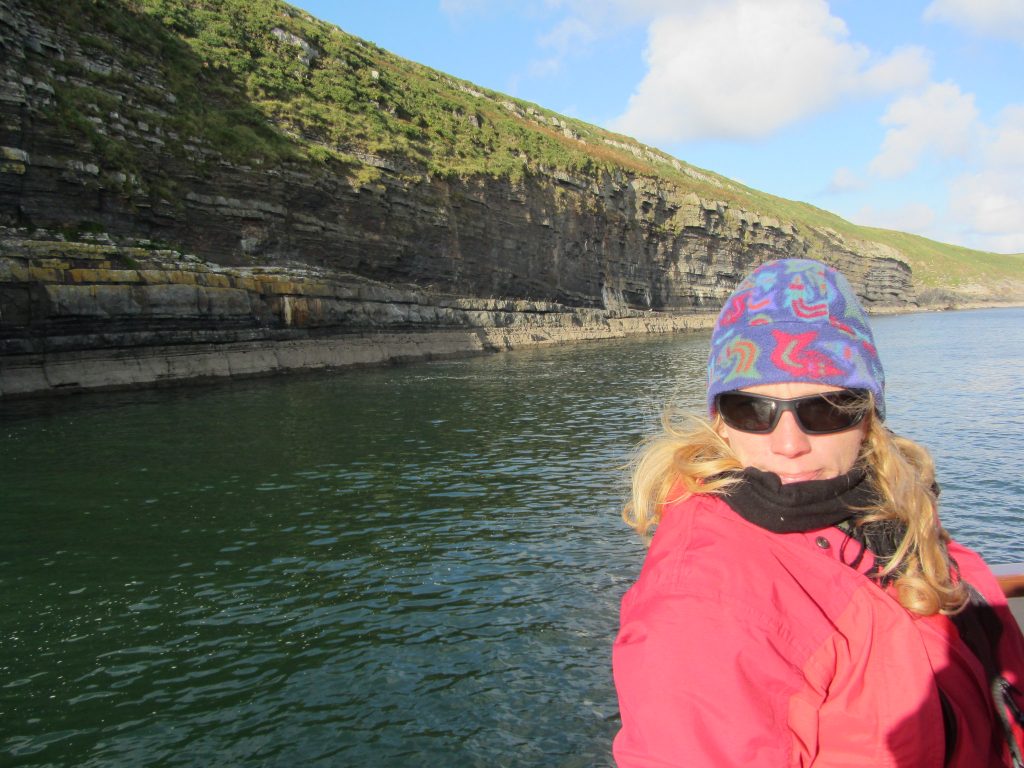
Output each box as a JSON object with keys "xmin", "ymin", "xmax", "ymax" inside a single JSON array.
[
  {"xmin": 0, "ymin": 0, "xmax": 917, "ymax": 396},
  {"xmin": 0, "ymin": 236, "xmax": 716, "ymax": 396},
  {"xmin": 0, "ymin": 1, "xmax": 913, "ymax": 308}
]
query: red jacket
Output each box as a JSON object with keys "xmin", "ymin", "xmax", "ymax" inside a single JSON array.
[{"xmin": 613, "ymin": 493, "xmax": 1024, "ymax": 767}]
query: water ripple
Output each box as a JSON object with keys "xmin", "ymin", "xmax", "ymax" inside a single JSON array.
[{"xmin": 2, "ymin": 310, "xmax": 1022, "ymax": 766}]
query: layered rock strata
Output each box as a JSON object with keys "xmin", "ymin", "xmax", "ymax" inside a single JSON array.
[
  {"xmin": 0, "ymin": 234, "xmax": 718, "ymax": 397},
  {"xmin": 0, "ymin": 1, "xmax": 918, "ymax": 397}
]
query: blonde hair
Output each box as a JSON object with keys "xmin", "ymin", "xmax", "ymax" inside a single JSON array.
[{"xmin": 623, "ymin": 400, "xmax": 967, "ymax": 616}]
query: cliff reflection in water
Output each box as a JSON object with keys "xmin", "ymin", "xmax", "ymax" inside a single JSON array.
[{"xmin": 1, "ymin": 308, "xmax": 1022, "ymax": 767}]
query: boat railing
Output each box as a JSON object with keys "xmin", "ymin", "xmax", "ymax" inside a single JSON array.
[{"xmin": 992, "ymin": 563, "xmax": 1024, "ymax": 630}]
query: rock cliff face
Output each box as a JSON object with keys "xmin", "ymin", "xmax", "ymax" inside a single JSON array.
[
  {"xmin": 0, "ymin": 0, "xmax": 916, "ymax": 396},
  {"xmin": 0, "ymin": 234, "xmax": 722, "ymax": 396}
]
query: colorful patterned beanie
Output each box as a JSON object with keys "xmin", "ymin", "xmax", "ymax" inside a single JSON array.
[{"xmin": 706, "ymin": 258, "xmax": 885, "ymax": 418}]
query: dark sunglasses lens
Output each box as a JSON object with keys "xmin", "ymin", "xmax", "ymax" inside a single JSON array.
[
  {"xmin": 717, "ymin": 393, "xmax": 775, "ymax": 432},
  {"xmin": 794, "ymin": 392, "xmax": 863, "ymax": 433}
]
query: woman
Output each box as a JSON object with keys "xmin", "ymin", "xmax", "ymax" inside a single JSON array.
[{"xmin": 612, "ymin": 258, "xmax": 1024, "ymax": 767}]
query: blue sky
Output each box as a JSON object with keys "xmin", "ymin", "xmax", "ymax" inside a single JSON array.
[{"xmin": 293, "ymin": 1, "xmax": 1024, "ymax": 254}]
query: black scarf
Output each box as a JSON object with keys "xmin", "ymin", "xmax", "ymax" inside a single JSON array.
[
  {"xmin": 718, "ymin": 466, "xmax": 906, "ymax": 582},
  {"xmin": 719, "ymin": 466, "xmax": 876, "ymax": 533}
]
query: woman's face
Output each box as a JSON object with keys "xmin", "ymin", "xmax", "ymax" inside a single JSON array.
[{"xmin": 715, "ymin": 382, "xmax": 868, "ymax": 484}]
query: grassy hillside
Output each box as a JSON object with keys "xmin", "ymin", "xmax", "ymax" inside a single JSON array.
[{"xmin": 42, "ymin": 0, "xmax": 1024, "ymax": 291}]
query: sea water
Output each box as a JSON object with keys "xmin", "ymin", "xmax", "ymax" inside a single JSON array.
[{"xmin": 1, "ymin": 307, "xmax": 1022, "ymax": 766}]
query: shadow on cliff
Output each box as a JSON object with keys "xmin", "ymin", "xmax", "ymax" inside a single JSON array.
[
  {"xmin": 5, "ymin": 1, "xmax": 788, "ymax": 310},
  {"xmin": 8, "ymin": 0, "xmax": 299, "ymax": 237},
  {"xmin": 74, "ymin": 1, "xmax": 295, "ymax": 157}
]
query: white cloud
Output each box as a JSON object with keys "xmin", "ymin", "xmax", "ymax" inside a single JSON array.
[
  {"xmin": 542, "ymin": 0, "xmax": 682, "ymax": 27},
  {"xmin": 827, "ymin": 167, "xmax": 865, "ymax": 193},
  {"xmin": 859, "ymin": 46, "xmax": 932, "ymax": 94},
  {"xmin": 525, "ymin": 14, "xmax": 600, "ymax": 77},
  {"xmin": 954, "ymin": 176, "xmax": 1024, "ymax": 232},
  {"xmin": 981, "ymin": 232, "xmax": 1024, "ymax": 253},
  {"xmin": 924, "ymin": 0, "xmax": 1024, "ymax": 44},
  {"xmin": 940, "ymin": 106, "xmax": 1024, "ymax": 252},
  {"xmin": 537, "ymin": 15, "xmax": 598, "ymax": 52},
  {"xmin": 949, "ymin": 171, "xmax": 1024, "ymax": 251},
  {"xmin": 984, "ymin": 104, "xmax": 1024, "ymax": 167},
  {"xmin": 853, "ymin": 202, "xmax": 938, "ymax": 234},
  {"xmin": 868, "ymin": 82, "xmax": 978, "ymax": 178},
  {"xmin": 606, "ymin": 0, "xmax": 930, "ymax": 143}
]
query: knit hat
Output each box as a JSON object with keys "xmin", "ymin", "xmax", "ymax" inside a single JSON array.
[{"xmin": 706, "ymin": 258, "xmax": 885, "ymax": 418}]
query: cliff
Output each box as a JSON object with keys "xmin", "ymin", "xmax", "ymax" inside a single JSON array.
[{"xmin": 0, "ymin": 0, "xmax": 1016, "ymax": 397}]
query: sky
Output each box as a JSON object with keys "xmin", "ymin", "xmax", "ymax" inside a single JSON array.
[{"xmin": 292, "ymin": 0, "xmax": 1024, "ymax": 254}]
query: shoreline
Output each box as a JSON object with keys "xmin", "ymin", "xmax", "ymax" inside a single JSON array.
[
  {"xmin": 3, "ymin": 236, "xmax": 1021, "ymax": 400},
  {"xmin": 4, "ymin": 300, "xmax": 1023, "ymax": 400},
  {"xmin": 0, "ymin": 313, "xmax": 717, "ymax": 399},
  {"xmin": 868, "ymin": 300, "xmax": 1024, "ymax": 316}
]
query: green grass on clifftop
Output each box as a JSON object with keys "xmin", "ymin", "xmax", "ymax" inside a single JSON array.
[
  {"xmin": 858, "ymin": 229, "xmax": 1024, "ymax": 290},
  {"xmin": 38, "ymin": 0, "xmax": 1024, "ymax": 292}
]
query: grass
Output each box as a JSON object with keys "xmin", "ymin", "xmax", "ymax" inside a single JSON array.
[
  {"xmin": 24, "ymin": 0, "xmax": 1024, "ymax": 292},
  {"xmin": 854, "ymin": 229, "xmax": 1024, "ymax": 288}
]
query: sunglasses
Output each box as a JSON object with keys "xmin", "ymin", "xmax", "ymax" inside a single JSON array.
[{"xmin": 715, "ymin": 389, "xmax": 868, "ymax": 435}]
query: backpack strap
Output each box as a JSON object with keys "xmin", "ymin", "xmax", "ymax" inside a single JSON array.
[{"xmin": 949, "ymin": 582, "xmax": 1024, "ymax": 768}]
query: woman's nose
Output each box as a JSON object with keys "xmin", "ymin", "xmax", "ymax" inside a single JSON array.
[{"xmin": 770, "ymin": 410, "xmax": 812, "ymax": 457}]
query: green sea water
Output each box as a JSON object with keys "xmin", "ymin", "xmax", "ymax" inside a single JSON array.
[{"xmin": 1, "ymin": 308, "xmax": 1022, "ymax": 766}]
